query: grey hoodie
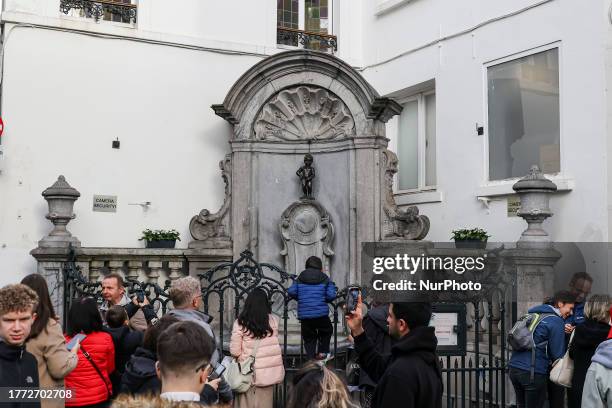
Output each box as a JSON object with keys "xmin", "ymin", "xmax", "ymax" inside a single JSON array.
[
  {"xmin": 582, "ymin": 338, "xmax": 612, "ymax": 408},
  {"xmin": 166, "ymin": 308, "xmax": 234, "ymax": 404},
  {"xmin": 166, "ymin": 308, "xmax": 220, "ymax": 364}
]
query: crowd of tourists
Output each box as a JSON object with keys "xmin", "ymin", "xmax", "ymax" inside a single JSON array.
[
  {"xmin": 508, "ymin": 272, "xmax": 612, "ymax": 408},
  {"xmin": 0, "ymin": 256, "xmax": 444, "ymax": 408}
]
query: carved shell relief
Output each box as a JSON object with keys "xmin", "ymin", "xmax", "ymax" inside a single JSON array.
[{"xmin": 254, "ymin": 86, "xmax": 355, "ymax": 141}]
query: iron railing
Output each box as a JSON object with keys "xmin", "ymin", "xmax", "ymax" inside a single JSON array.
[
  {"xmin": 60, "ymin": 0, "xmax": 137, "ymax": 23},
  {"xmin": 277, "ymin": 27, "xmax": 337, "ymax": 53},
  {"xmin": 63, "ymin": 247, "xmax": 511, "ymax": 407}
]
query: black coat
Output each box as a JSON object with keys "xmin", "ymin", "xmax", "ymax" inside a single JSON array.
[
  {"xmin": 354, "ymin": 326, "xmax": 443, "ymax": 408},
  {"xmin": 105, "ymin": 325, "xmax": 144, "ymax": 395},
  {"xmin": 568, "ymin": 319, "xmax": 610, "ymax": 408},
  {"xmin": 359, "ymin": 304, "xmax": 395, "ymax": 388},
  {"xmin": 0, "ymin": 341, "xmax": 40, "ymax": 408},
  {"xmin": 119, "ymin": 346, "xmax": 219, "ymax": 404},
  {"xmin": 119, "ymin": 346, "xmax": 161, "ymax": 396}
]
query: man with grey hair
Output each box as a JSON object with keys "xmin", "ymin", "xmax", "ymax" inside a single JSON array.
[{"xmin": 167, "ymin": 276, "xmax": 233, "ymax": 404}]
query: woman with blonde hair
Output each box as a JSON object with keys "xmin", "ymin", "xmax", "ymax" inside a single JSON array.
[
  {"xmin": 288, "ymin": 361, "xmax": 358, "ymax": 408},
  {"xmin": 568, "ymin": 294, "xmax": 611, "ymax": 408}
]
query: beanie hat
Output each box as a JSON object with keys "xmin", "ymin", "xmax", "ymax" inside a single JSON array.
[{"xmin": 305, "ymin": 256, "xmax": 323, "ymax": 270}]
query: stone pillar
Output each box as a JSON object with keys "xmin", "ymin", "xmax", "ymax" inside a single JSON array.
[
  {"xmin": 89, "ymin": 260, "xmax": 105, "ymax": 282},
  {"xmin": 31, "ymin": 175, "xmax": 82, "ymax": 325},
  {"xmin": 501, "ymin": 166, "xmax": 561, "ymax": 316},
  {"xmin": 127, "ymin": 261, "xmax": 143, "ymax": 282},
  {"xmin": 168, "ymin": 261, "xmax": 184, "ymax": 281},
  {"xmin": 147, "ymin": 261, "xmax": 163, "ymax": 284},
  {"xmin": 108, "ymin": 260, "xmax": 125, "ymax": 279}
]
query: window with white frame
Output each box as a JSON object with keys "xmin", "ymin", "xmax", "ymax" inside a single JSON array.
[
  {"xmin": 277, "ymin": 0, "xmax": 336, "ymax": 53},
  {"xmin": 396, "ymin": 91, "xmax": 436, "ymax": 191},
  {"xmin": 487, "ymin": 47, "xmax": 560, "ymax": 181}
]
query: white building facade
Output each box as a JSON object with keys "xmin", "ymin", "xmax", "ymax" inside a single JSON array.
[{"xmin": 0, "ymin": 0, "xmax": 611, "ymax": 286}]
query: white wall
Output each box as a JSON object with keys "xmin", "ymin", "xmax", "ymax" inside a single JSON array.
[
  {"xmin": 0, "ymin": 24, "xmax": 264, "ymax": 285},
  {"xmin": 361, "ymin": 0, "xmax": 610, "ymax": 243},
  {"xmin": 0, "ymin": 0, "xmax": 364, "ymax": 286}
]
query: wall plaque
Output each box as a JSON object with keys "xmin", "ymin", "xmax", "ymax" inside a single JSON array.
[
  {"xmin": 507, "ymin": 195, "xmax": 520, "ymax": 217},
  {"xmin": 93, "ymin": 195, "xmax": 117, "ymax": 212}
]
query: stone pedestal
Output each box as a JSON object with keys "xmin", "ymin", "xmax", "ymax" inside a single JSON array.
[
  {"xmin": 501, "ymin": 247, "xmax": 561, "ymax": 317},
  {"xmin": 505, "ymin": 167, "xmax": 560, "ymax": 316}
]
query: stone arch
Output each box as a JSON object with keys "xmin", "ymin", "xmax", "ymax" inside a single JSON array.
[
  {"xmin": 191, "ymin": 50, "xmax": 428, "ymax": 282},
  {"xmin": 212, "ymin": 50, "xmax": 401, "ymax": 139}
]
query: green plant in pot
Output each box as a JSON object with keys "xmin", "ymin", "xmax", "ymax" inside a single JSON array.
[
  {"xmin": 139, "ymin": 229, "xmax": 181, "ymax": 249},
  {"xmin": 451, "ymin": 228, "xmax": 490, "ymax": 249}
]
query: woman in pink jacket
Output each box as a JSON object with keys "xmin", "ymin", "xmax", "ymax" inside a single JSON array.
[{"xmin": 230, "ymin": 288, "xmax": 285, "ymax": 408}]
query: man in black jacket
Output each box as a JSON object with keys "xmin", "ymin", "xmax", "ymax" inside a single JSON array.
[
  {"xmin": 121, "ymin": 314, "xmax": 180, "ymax": 395},
  {"xmin": 0, "ymin": 284, "xmax": 41, "ymax": 408},
  {"xmin": 346, "ymin": 299, "xmax": 443, "ymax": 408}
]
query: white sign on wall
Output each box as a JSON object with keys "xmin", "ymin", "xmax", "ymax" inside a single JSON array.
[
  {"xmin": 93, "ymin": 195, "xmax": 117, "ymax": 212},
  {"xmin": 431, "ymin": 312, "xmax": 458, "ymax": 347}
]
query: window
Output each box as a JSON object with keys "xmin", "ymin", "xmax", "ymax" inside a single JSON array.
[
  {"xmin": 60, "ymin": 0, "xmax": 137, "ymax": 25},
  {"xmin": 397, "ymin": 91, "xmax": 436, "ymax": 191},
  {"xmin": 487, "ymin": 47, "xmax": 560, "ymax": 181},
  {"xmin": 277, "ymin": 0, "xmax": 337, "ymax": 53}
]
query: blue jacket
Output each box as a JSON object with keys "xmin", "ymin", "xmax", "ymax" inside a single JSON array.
[
  {"xmin": 508, "ymin": 304, "xmax": 567, "ymax": 375},
  {"xmin": 566, "ymin": 302, "xmax": 585, "ymax": 326},
  {"xmin": 288, "ymin": 268, "xmax": 337, "ymax": 320}
]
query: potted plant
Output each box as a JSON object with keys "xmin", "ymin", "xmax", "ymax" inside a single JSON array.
[
  {"xmin": 139, "ymin": 229, "xmax": 181, "ymax": 248},
  {"xmin": 451, "ymin": 228, "xmax": 490, "ymax": 249}
]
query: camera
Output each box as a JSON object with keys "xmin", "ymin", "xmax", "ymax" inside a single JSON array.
[
  {"xmin": 345, "ymin": 285, "xmax": 361, "ymax": 315},
  {"xmin": 135, "ymin": 290, "xmax": 145, "ymax": 303}
]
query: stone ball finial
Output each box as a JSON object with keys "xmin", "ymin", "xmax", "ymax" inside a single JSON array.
[
  {"xmin": 512, "ymin": 165, "xmax": 557, "ymax": 193},
  {"xmin": 38, "ymin": 175, "xmax": 81, "ymax": 248},
  {"xmin": 42, "ymin": 175, "xmax": 81, "ymax": 198}
]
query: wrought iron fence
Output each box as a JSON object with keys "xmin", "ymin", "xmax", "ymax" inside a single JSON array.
[
  {"xmin": 60, "ymin": 0, "xmax": 137, "ymax": 23},
  {"xmin": 62, "ymin": 248, "xmax": 355, "ymax": 406},
  {"xmin": 439, "ymin": 295, "xmax": 508, "ymax": 408},
  {"xmin": 63, "ymin": 246, "xmax": 511, "ymax": 407},
  {"xmin": 277, "ymin": 27, "xmax": 338, "ymax": 53}
]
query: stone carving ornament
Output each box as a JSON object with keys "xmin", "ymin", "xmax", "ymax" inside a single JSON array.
[
  {"xmin": 279, "ymin": 200, "xmax": 334, "ymax": 275},
  {"xmin": 254, "ymin": 86, "xmax": 355, "ymax": 141},
  {"xmin": 381, "ymin": 149, "xmax": 430, "ymax": 240},
  {"xmin": 189, "ymin": 154, "xmax": 232, "ymax": 246}
]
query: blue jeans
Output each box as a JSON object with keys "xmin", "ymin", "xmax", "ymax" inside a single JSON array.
[{"xmin": 509, "ymin": 367, "xmax": 548, "ymax": 408}]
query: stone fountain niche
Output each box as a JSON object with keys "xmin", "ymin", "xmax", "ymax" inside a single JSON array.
[{"xmin": 189, "ymin": 50, "xmax": 429, "ymax": 288}]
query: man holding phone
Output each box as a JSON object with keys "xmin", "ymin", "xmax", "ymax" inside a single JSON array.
[
  {"xmin": 100, "ymin": 273, "xmax": 148, "ymax": 331},
  {"xmin": 346, "ymin": 298, "xmax": 443, "ymax": 408},
  {"xmin": 0, "ymin": 284, "xmax": 41, "ymax": 408}
]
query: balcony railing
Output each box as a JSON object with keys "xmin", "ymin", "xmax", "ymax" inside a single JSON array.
[
  {"xmin": 277, "ymin": 27, "xmax": 337, "ymax": 54},
  {"xmin": 60, "ymin": 0, "xmax": 137, "ymax": 24}
]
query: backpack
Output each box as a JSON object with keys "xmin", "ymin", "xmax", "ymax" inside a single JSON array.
[{"xmin": 507, "ymin": 312, "xmax": 556, "ymax": 381}]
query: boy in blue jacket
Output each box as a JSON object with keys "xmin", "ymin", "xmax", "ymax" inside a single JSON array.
[
  {"xmin": 288, "ymin": 256, "xmax": 337, "ymax": 360},
  {"xmin": 508, "ymin": 291, "xmax": 576, "ymax": 408}
]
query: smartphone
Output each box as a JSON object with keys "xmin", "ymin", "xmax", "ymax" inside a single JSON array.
[
  {"xmin": 136, "ymin": 290, "xmax": 145, "ymax": 303},
  {"xmin": 66, "ymin": 333, "xmax": 86, "ymax": 351},
  {"xmin": 346, "ymin": 287, "xmax": 360, "ymax": 314},
  {"xmin": 208, "ymin": 362, "xmax": 227, "ymax": 380}
]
